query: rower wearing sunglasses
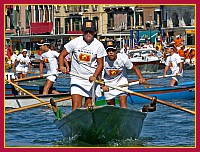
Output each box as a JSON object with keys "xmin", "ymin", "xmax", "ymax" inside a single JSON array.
[{"xmin": 101, "ymin": 39, "xmax": 146, "ymax": 108}]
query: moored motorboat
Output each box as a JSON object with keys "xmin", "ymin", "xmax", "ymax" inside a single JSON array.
[{"xmin": 128, "ymin": 48, "xmax": 161, "ymax": 73}]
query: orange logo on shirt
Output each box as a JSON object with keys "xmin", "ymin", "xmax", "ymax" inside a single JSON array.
[
  {"xmin": 43, "ymin": 58, "xmax": 49, "ymax": 63},
  {"xmin": 79, "ymin": 53, "xmax": 91, "ymax": 62},
  {"xmin": 169, "ymin": 62, "xmax": 173, "ymax": 67},
  {"xmin": 108, "ymin": 70, "xmax": 119, "ymax": 76}
]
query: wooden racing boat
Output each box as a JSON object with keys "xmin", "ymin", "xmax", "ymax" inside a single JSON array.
[{"xmin": 54, "ymin": 105, "xmax": 147, "ymax": 143}]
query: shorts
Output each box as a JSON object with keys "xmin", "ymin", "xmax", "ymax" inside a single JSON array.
[
  {"xmin": 104, "ymin": 87, "xmax": 128, "ymax": 100},
  {"xmin": 16, "ymin": 66, "xmax": 28, "ymax": 74},
  {"xmin": 103, "ymin": 77, "xmax": 129, "ymax": 100},
  {"xmin": 71, "ymin": 83, "xmax": 101, "ymax": 98},
  {"xmin": 171, "ymin": 70, "xmax": 183, "ymax": 83},
  {"xmin": 47, "ymin": 75, "xmax": 57, "ymax": 82}
]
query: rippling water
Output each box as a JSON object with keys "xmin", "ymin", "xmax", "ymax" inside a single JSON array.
[{"xmin": 5, "ymin": 69, "xmax": 195, "ymax": 147}]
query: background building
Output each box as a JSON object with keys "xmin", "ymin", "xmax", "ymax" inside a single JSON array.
[{"xmin": 5, "ymin": 4, "xmax": 195, "ymax": 54}]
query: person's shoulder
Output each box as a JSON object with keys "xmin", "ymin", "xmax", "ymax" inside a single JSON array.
[
  {"xmin": 74, "ymin": 36, "xmax": 83, "ymax": 42},
  {"xmin": 17, "ymin": 54, "xmax": 23, "ymax": 57},
  {"xmin": 117, "ymin": 52, "xmax": 128, "ymax": 59},
  {"xmin": 94, "ymin": 38, "xmax": 105, "ymax": 48},
  {"xmin": 93, "ymin": 38, "xmax": 102, "ymax": 44}
]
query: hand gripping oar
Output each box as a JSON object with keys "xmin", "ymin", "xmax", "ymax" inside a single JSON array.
[
  {"xmin": 50, "ymin": 98, "xmax": 63, "ymax": 120},
  {"xmin": 5, "ymin": 79, "xmax": 52, "ymax": 109},
  {"xmin": 14, "ymin": 72, "xmax": 62, "ymax": 82},
  {"xmin": 5, "ymin": 96, "xmax": 71, "ymax": 114},
  {"xmin": 65, "ymin": 71, "xmax": 195, "ymax": 115}
]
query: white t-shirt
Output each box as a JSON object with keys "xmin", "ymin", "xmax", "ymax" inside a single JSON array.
[
  {"xmin": 16, "ymin": 54, "xmax": 30, "ymax": 68},
  {"xmin": 103, "ymin": 53, "xmax": 133, "ymax": 100},
  {"xmin": 64, "ymin": 36, "xmax": 107, "ymax": 76},
  {"xmin": 165, "ymin": 53, "xmax": 183, "ymax": 74},
  {"xmin": 11, "ymin": 54, "xmax": 18, "ymax": 64},
  {"xmin": 103, "ymin": 53, "xmax": 133, "ymax": 83},
  {"xmin": 40, "ymin": 50, "xmax": 59, "ymax": 74},
  {"xmin": 64, "ymin": 36, "xmax": 107, "ymax": 95}
]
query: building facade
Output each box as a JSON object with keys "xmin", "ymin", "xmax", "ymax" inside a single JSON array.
[{"xmin": 5, "ymin": 4, "xmax": 195, "ymax": 51}]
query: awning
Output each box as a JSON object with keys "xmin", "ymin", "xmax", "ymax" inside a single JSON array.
[
  {"xmin": 5, "ymin": 5, "xmax": 13, "ymax": 9},
  {"xmin": 67, "ymin": 31, "xmax": 82, "ymax": 34},
  {"xmin": 30, "ymin": 22, "xmax": 53, "ymax": 34}
]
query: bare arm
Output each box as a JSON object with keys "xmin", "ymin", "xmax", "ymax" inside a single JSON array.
[
  {"xmin": 28, "ymin": 62, "xmax": 31, "ymax": 71},
  {"xmin": 132, "ymin": 65, "xmax": 146, "ymax": 84},
  {"xmin": 39, "ymin": 60, "xmax": 44, "ymax": 76},
  {"xmin": 63, "ymin": 58, "xmax": 70, "ymax": 71},
  {"xmin": 12, "ymin": 60, "xmax": 18, "ymax": 71},
  {"xmin": 164, "ymin": 65, "xmax": 169, "ymax": 76},
  {"xmin": 89, "ymin": 57, "xmax": 104, "ymax": 82},
  {"xmin": 178, "ymin": 62, "xmax": 183, "ymax": 74},
  {"xmin": 58, "ymin": 48, "xmax": 69, "ymax": 73}
]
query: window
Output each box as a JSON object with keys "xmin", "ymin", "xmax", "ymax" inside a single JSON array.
[
  {"xmin": 154, "ymin": 11, "xmax": 161, "ymax": 26},
  {"xmin": 183, "ymin": 12, "xmax": 191, "ymax": 26},
  {"xmin": 127, "ymin": 12, "xmax": 133, "ymax": 29},
  {"xmin": 26, "ymin": 5, "xmax": 31, "ymax": 28},
  {"xmin": 172, "ymin": 12, "xmax": 179, "ymax": 27},
  {"xmin": 135, "ymin": 12, "xmax": 144, "ymax": 26},
  {"xmin": 107, "ymin": 13, "xmax": 114, "ymax": 30},
  {"xmin": 35, "ymin": 5, "xmax": 39, "ymax": 22},
  {"xmin": 72, "ymin": 18, "xmax": 81, "ymax": 31},
  {"xmin": 65, "ymin": 18, "xmax": 70, "ymax": 34},
  {"xmin": 55, "ymin": 18, "xmax": 60, "ymax": 34}
]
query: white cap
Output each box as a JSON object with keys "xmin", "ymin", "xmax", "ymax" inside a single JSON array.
[
  {"xmin": 184, "ymin": 47, "xmax": 189, "ymax": 51},
  {"xmin": 22, "ymin": 49, "xmax": 28, "ymax": 53},
  {"xmin": 176, "ymin": 35, "xmax": 180, "ymax": 38}
]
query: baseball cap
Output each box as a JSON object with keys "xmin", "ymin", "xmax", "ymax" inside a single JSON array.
[
  {"xmin": 37, "ymin": 39, "xmax": 50, "ymax": 46},
  {"xmin": 82, "ymin": 20, "xmax": 96, "ymax": 33},
  {"xmin": 105, "ymin": 39, "xmax": 117, "ymax": 51}
]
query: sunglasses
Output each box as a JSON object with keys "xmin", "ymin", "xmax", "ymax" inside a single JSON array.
[{"xmin": 83, "ymin": 31, "xmax": 94, "ymax": 35}]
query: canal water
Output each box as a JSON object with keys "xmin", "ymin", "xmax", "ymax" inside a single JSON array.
[{"xmin": 5, "ymin": 69, "xmax": 195, "ymax": 147}]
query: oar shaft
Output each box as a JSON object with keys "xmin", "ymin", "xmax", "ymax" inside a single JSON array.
[
  {"xmin": 5, "ymin": 96, "xmax": 72, "ymax": 114},
  {"xmin": 68, "ymin": 72, "xmax": 195, "ymax": 115},
  {"xmin": 128, "ymin": 74, "xmax": 178, "ymax": 84},
  {"xmin": 5, "ymin": 79, "xmax": 51, "ymax": 108},
  {"xmin": 14, "ymin": 75, "xmax": 41, "ymax": 82},
  {"xmin": 14, "ymin": 72, "xmax": 62, "ymax": 82}
]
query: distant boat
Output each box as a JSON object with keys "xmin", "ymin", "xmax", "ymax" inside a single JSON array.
[
  {"xmin": 5, "ymin": 81, "xmax": 194, "ymax": 108},
  {"xmin": 127, "ymin": 81, "xmax": 195, "ymax": 104},
  {"xmin": 54, "ymin": 105, "xmax": 147, "ymax": 143},
  {"xmin": 128, "ymin": 48, "xmax": 161, "ymax": 73},
  {"xmin": 5, "ymin": 93, "xmax": 72, "ymax": 108},
  {"xmin": 96, "ymin": 81, "xmax": 195, "ymax": 105}
]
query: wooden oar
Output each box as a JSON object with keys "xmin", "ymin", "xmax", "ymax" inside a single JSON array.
[
  {"xmin": 14, "ymin": 72, "xmax": 62, "ymax": 82},
  {"xmin": 127, "ymin": 74, "xmax": 180, "ymax": 86},
  {"xmin": 5, "ymin": 96, "xmax": 72, "ymax": 114},
  {"xmin": 5, "ymin": 79, "xmax": 52, "ymax": 109},
  {"xmin": 114, "ymin": 74, "xmax": 179, "ymax": 88},
  {"xmin": 66, "ymin": 71, "xmax": 195, "ymax": 115}
]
